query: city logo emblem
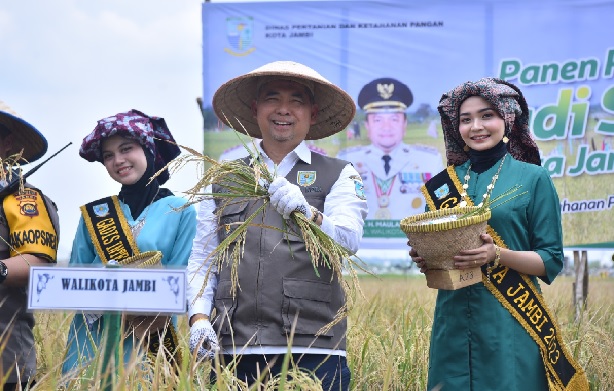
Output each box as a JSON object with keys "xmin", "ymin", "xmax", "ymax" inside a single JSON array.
[
  {"xmin": 93, "ymin": 203, "xmax": 110, "ymax": 217},
  {"xmin": 434, "ymin": 184, "xmax": 450, "ymax": 200},
  {"xmin": 297, "ymin": 171, "xmax": 316, "ymax": 187},
  {"xmin": 224, "ymin": 16, "xmax": 256, "ymax": 57}
]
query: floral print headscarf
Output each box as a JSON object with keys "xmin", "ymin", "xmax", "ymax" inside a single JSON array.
[
  {"xmin": 79, "ymin": 109, "xmax": 180, "ymax": 184},
  {"xmin": 437, "ymin": 77, "xmax": 541, "ymax": 166}
]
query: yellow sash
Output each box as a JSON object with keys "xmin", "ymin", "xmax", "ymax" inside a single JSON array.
[
  {"xmin": 81, "ymin": 195, "xmax": 182, "ymax": 368},
  {"xmin": 422, "ymin": 166, "xmax": 589, "ymax": 391}
]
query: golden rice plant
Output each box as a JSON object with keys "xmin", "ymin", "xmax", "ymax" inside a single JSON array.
[
  {"xmin": 25, "ymin": 274, "xmax": 614, "ymax": 390},
  {"xmin": 0, "ymin": 151, "xmax": 25, "ymax": 185}
]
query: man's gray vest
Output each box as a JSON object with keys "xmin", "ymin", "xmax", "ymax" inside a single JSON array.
[{"xmin": 213, "ymin": 153, "xmax": 348, "ymax": 351}]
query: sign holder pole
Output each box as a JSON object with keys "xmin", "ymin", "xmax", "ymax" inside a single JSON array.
[{"xmin": 100, "ymin": 261, "xmax": 121, "ymax": 391}]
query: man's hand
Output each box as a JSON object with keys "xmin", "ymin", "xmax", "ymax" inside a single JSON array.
[
  {"xmin": 189, "ymin": 319, "xmax": 219, "ymax": 361},
  {"xmin": 268, "ymin": 177, "xmax": 312, "ymax": 220}
]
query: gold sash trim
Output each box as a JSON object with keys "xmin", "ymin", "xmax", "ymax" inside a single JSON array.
[
  {"xmin": 80, "ymin": 196, "xmax": 138, "ymax": 264},
  {"xmin": 80, "ymin": 196, "xmax": 181, "ymax": 369},
  {"xmin": 422, "ymin": 166, "xmax": 589, "ymax": 391}
]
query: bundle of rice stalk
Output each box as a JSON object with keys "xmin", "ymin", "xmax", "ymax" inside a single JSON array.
[
  {"xmin": 154, "ymin": 134, "xmax": 369, "ymax": 335},
  {"xmin": 0, "ymin": 152, "xmax": 27, "ymax": 251},
  {"xmin": 0, "ymin": 151, "xmax": 26, "ymax": 194}
]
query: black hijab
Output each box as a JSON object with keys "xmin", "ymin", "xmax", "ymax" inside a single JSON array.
[
  {"xmin": 118, "ymin": 147, "xmax": 173, "ymax": 219},
  {"xmin": 467, "ymin": 139, "xmax": 508, "ymax": 174}
]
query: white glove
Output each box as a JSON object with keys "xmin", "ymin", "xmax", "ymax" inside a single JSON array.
[
  {"xmin": 189, "ymin": 319, "xmax": 219, "ymax": 361},
  {"xmin": 268, "ymin": 177, "xmax": 312, "ymax": 220}
]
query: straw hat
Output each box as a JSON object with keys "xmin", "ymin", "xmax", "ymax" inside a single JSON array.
[
  {"xmin": 0, "ymin": 100, "xmax": 48, "ymax": 163},
  {"xmin": 212, "ymin": 61, "xmax": 356, "ymax": 140}
]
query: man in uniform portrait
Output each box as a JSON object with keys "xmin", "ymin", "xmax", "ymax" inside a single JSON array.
[{"xmin": 337, "ymin": 77, "xmax": 444, "ymax": 221}]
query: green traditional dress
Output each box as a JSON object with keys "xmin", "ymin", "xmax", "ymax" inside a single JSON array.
[{"xmin": 426, "ymin": 156, "xmax": 563, "ymax": 391}]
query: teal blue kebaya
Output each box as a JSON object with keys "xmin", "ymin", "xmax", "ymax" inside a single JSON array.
[{"xmin": 61, "ymin": 110, "xmax": 196, "ymax": 377}]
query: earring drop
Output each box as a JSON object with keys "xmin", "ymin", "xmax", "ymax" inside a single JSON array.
[{"xmin": 503, "ymin": 136, "xmax": 509, "ymax": 144}]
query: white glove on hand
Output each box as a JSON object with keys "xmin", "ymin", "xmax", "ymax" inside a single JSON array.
[
  {"xmin": 268, "ymin": 177, "xmax": 312, "ymax": 220},
  {"xmin": 189, "ymin": 319, "xmax": 219, "ymax": 361}
]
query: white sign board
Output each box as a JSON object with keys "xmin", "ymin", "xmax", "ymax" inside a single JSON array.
[{"xmin": 28, "ymin": 266, "xmax": 186, "ymax": 314}]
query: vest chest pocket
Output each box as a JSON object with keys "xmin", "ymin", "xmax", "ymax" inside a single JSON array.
[
  {"xmin": 213, "ymin": 280, "xmax": 238, "ymax": 335},
  {"xmin": 282, "ymin": 278, "xmax": 334, "ymax": 337},
  {"xmin": 217, "ymin": 200, "xmax": 249, "ymax": 240}
]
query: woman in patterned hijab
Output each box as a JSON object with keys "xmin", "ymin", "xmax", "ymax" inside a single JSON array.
[
  {"xmin": 438, "ymin": 77, "xmax": 541, "ymax": 167},
  {"xmin": 410, "ymin": 79, "xmax": 587, "ymax": 390},
  {"xmin": 62, "ymin": 110, "xmax": 197, "ymax": 377}
]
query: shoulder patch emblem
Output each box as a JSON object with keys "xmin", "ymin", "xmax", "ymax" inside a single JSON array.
[
  {"xmin": 297, "ymin": 171, "xmax": 316, "ymax": 187},
  {"xmin": 354, "ymin": 179, "xmax": 366, "ymax": 200},
  {"xmin": 15, "ymin": 188, "xmax": 40, "ymax": 217},
  {"xmin": 21, "ymin": 201, "xmax": 39, "ymax": 217}
]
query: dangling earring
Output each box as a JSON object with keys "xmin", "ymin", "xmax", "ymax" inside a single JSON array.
[
  {"xmin": 503, "ymin": 136, "xmax": 509, "ymax": 144},
  {"xmin": 463, "ymin": 144, "xmax": 470, "ymax": 152}
]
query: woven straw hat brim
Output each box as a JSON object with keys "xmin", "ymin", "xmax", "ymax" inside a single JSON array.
[
  {"xmin": 0, "ymin": 100, "xmax": 48, "ymax": 164},
  {"xmin": 212, "ymin": 61, "xmax": 356, "ymax": 140}
]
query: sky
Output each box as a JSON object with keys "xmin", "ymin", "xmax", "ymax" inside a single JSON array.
[{"xmin": 1, "ymin": 0, "xmax": 611, "ymax": 266}]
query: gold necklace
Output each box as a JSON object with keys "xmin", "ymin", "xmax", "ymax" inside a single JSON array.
[
  {"xmin": 129, "ymin": 188, "xmax": 160, "ymax": 238},
  {"xmin": 459, "ymin": 154, "xmax": 507, "ymax": 208}
]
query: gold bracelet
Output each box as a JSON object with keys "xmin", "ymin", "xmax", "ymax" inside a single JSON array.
[
  {"xmin": 493, "ymin": 245, "xmax": 501, "ymax": 268},
  {"xmin": 486, "ymin": 245, "xmax": 501, "ymax": 284}
]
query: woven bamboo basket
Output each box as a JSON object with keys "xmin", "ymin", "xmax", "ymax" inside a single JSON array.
[
  {"xmin": 400, "ymin": 207, "xmax": 491, "ymax": 289},
  {"xmin": 116, "ymin": 250, "xmax": 163, "ymax": 268}
]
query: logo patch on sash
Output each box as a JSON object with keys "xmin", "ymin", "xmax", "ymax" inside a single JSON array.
[
  {"xmin": 93, "ymin": 203, "xmax": 110, "ymax": 217},
  {"xmin": 434, "ymin": 184, "xmax": 450, "ymax": 200},
  {"xmin": 297, "ymin": 171, "xmax": 316, "ymax": 187}
]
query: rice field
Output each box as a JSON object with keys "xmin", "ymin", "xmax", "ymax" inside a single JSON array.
[{"xmin": 21, "ymin": 274, "xmax": 614, "ymax": 390}]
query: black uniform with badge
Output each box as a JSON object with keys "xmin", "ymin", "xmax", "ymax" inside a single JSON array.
[{"xmin": 337, "ymin": 78, "xmax": 444, "ymax": 220}]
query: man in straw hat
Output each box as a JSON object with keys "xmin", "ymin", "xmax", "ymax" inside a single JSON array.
[
  {"xmin": 0, "ymin": 100, "xmax": 59, "ymax": 389},
  {"xmin": 187, "ymin": 61, "xmax": 367, "ymax": 389}
]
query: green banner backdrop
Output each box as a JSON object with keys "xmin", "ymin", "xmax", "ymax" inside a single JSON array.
[{"xmin": 201, "ymin": 0, "xmax": 614, "ymax": 250}]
